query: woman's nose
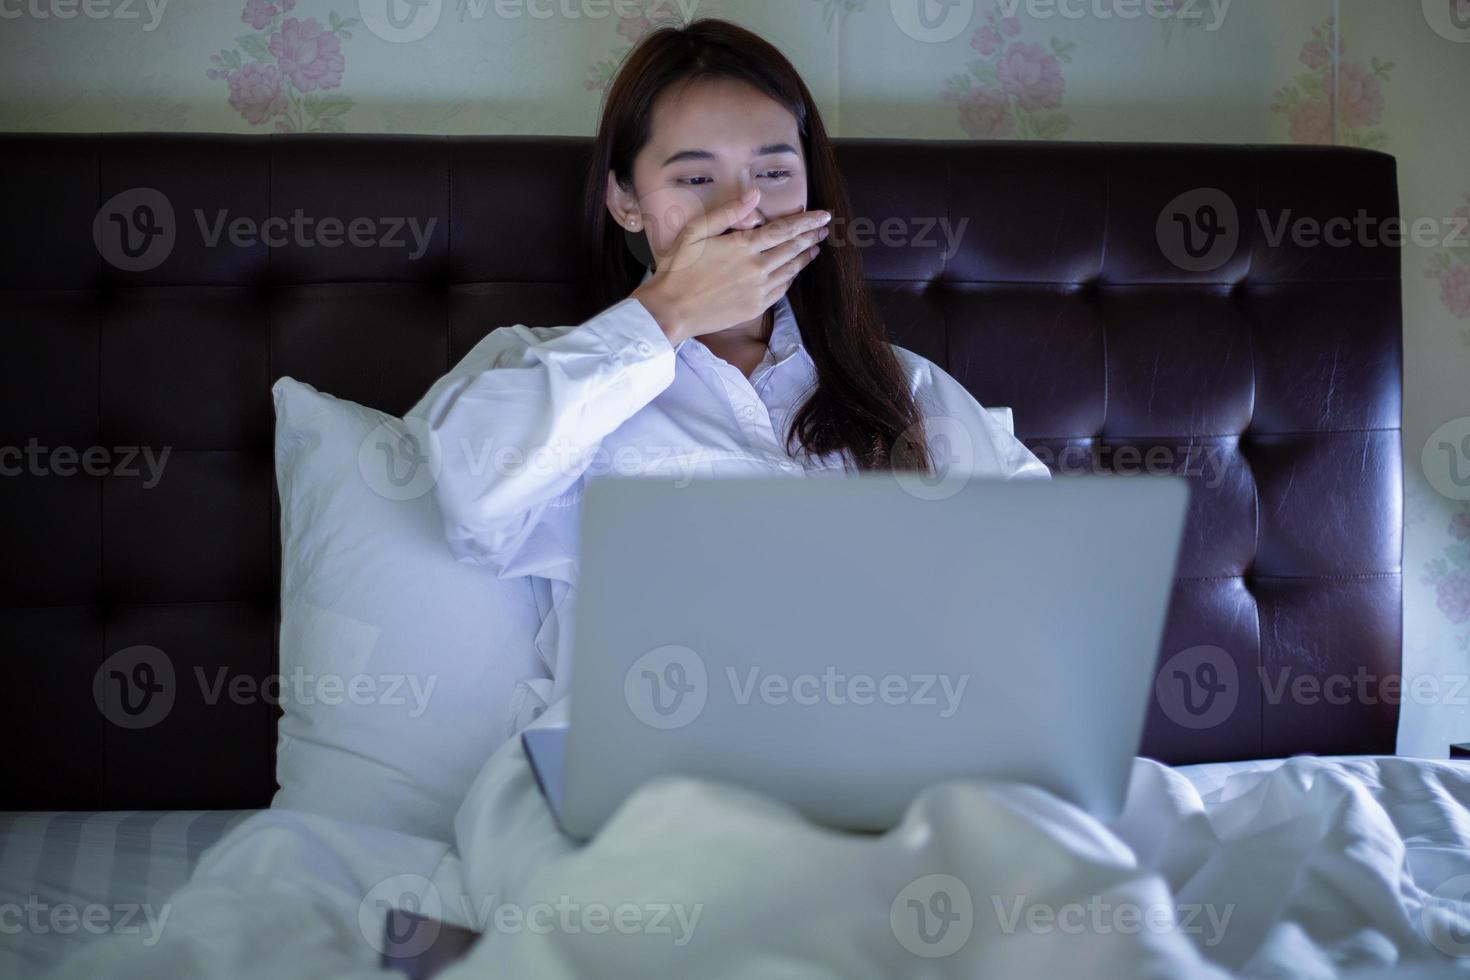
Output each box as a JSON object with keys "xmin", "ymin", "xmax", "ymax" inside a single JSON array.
[{"xmin": 727, "ymin": 204, "xmax": 765, "ymax": 231}]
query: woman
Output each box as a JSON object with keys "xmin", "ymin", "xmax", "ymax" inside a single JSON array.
[{"xmin": 417, "ymin": 18, "xmax": 1048, "ymax": 722}]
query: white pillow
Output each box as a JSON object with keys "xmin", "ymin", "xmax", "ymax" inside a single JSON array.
[{"xmin": 271, "ymin": 377, "xmax": 550, "ymax": 842}]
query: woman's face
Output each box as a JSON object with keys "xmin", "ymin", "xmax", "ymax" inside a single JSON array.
[{"xmin": 607, "ymin": 76, "xmax": 808, "ymax": 268}]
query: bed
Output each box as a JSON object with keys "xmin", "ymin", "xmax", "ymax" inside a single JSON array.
[
  {"xmin": 1, "ymin": 134, "xmax": 1424, "ymax": 977},
  {"xmin": 0, "ymin": 761, "xmax": 1376, "ymax": 976},
  {"xmin": 0, "ymin": 810, "xmax": 255, "ymax": 976}
]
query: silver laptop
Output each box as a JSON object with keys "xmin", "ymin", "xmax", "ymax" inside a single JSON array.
[{"xmin": 523, "ymin": 472, "xmax": 1189, "ymax": 840}]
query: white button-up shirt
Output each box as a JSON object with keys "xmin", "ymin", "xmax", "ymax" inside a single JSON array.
[{"xmin": 410, "ymin": 283, "xmax": 1049, "ymax": 725}]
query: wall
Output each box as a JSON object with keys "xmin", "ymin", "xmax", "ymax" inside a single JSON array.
[{"xmin": 2, "ymin": 0, "xmax": 1468, "ymax": 756}]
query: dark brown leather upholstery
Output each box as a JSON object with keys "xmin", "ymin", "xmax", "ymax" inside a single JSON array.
[{"xmin": 0, "ymin": 134, "xmax": 1402, "ymax": 809}]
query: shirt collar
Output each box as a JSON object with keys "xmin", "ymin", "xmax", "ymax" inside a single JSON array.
[{"xmin": 636, "ymin": 266, "xmax": 809, "ymax": 371}]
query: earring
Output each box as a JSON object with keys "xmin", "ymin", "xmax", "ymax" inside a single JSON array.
[{"xmin": 627, "ymin": 216, "xmax": 641, "ymax": 229}]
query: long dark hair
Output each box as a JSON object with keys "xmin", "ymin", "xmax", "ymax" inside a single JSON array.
[{"xmin": 582, "ymin": 18, "xmax": 930, "ymax": 472}]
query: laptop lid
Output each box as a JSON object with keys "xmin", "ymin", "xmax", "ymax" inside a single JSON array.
[{"xmin": 560, "ymin": 473, "xmax": 1189, "ymax": 840}]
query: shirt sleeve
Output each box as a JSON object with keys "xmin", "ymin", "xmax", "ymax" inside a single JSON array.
[
  {"xmin": 406, "ymin": 296, "xmax": 677, "ymax": 582},
  {"xmin": 896, "ymin": 346, "xmax": 1051, "ymax": 481}
]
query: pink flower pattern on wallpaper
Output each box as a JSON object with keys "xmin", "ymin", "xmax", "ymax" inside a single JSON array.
[
  {"xmin": 941, "ymin": 7, "xmax": 1074, "ymax": 139},
  {"xmin": 1423, "ymin": 501, "xmax": 1470, "ymax": 649},
  {"xmin": 226, "ymin": 63, "xmax": 288, "ymax": 124},
  {"xmin": 1425, "ymin": 193, "xmax": 1470, "ymax": 339},
  {"xmin": 1271, "ymin": 19, "xmax": 1393, "ymax": 150},
  {"xmin": 243, "ymin": 0, "xmax": 292, "ymax": 31},
  {"xmin": 584, "ymin": 1, "xmax": 689, "ymax": 94},
  {"xmin": 268, "ymin": 17, "xmax": 346, "ymax": 93},
  {"xmin": 206, "ymin": 3, "xmax": 357, "ymax": 131}
]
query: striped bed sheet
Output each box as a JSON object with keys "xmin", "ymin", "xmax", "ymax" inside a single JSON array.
[
  {"xmin": 0, "ymin": 756, "xmax": 1400, "ymax": 975},
  {"xmin": 0, "ymin": 809, "xmax": 258, "ymax": 977}
]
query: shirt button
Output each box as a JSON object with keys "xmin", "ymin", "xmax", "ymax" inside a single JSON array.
[
  {"xmin": 636, "ymin": 340, "xmax": 653, "ymax": 356},
  {"xmin": 740, "ymin": 405, "xmax": 758, "ymax": 421}
]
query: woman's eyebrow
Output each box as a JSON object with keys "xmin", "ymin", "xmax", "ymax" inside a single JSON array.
[{"xmin": 660, "ymin": 142, "xmax": 800, "ymax": 167}]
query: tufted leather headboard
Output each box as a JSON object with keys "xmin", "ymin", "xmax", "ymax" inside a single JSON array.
[{"xmin": 1, "ymin": 134, "xmax": 1402, "ymax": 810}]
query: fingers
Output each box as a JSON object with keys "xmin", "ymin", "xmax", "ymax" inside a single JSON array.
[
  {"xmin": 762, "ymin": 242, "xmax": 820, "ymax": 304},
  {"xmin": 760, "ymin": 225, "xmax": 829, "ymax": 274},
  {"xmin": 744, "ymin": 209, "xmax": 833, "ymax": 253},
  {"xmin": 680, "ymin": 187, "xmax": 762, "ymax": 245}
]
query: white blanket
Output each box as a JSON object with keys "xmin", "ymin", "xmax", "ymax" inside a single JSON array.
[{"xmin": 42, "ymin": 730, "xmax": 1470, "ymax": 979}]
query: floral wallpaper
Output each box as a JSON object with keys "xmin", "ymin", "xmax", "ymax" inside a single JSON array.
[
  {"xmin": 584, "ymin": 0, "xmax": 688, "ymax": 92},
  {"xmin": 1, "ymin": 0, "xmax": 1467, "ymax": 757},
  {"xmin": 939, "ymin": 6, "xmax": 1075, "ymax": 139},
  {"xmin": 1423, "ymin": 502, "xmax": 1470, "ymax": 653},
  {"xmin": 1271, "ymin": 18, "xmax": 1392, "ymax": 148},
  {"xmin": 207, "ymin": 1, "xmax": 358, "ymax": 131},
  {"xmin": 1427, "ymin": 193, "xmax": 1470, "ymax": 336}
]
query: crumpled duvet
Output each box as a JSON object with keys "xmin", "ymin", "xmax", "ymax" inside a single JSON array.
[{"xmin": 42, "ymin": 727, "xmax": 1470, "ymax": 979}]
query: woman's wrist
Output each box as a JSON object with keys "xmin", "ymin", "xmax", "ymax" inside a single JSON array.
[{"xmin": 631, "ymin": 281, "xmax": 687, "ymax": 348}]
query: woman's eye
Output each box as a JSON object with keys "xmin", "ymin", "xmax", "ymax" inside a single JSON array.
[{"xmin": 675, "ymin": 171, "xmax": 792, "ymax": 186}]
